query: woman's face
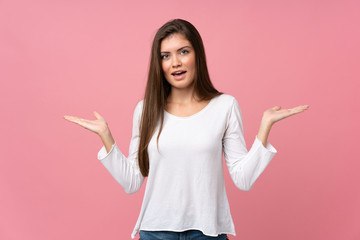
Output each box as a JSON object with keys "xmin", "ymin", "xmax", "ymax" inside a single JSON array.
[{"xmin": 160, "ymin": 33, "xmax": 196, "ymax": 91}]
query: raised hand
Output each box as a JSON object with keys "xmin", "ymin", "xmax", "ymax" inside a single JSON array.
[
  {"xmin": 64, "ymin": 111, "xmax": 109, "ymax": 135},
  {"xmin": 257, "ymin": 104, "xmax": 310, "ymax": 147},
  {"xmin": 262, "ymin": 105, "xmax": 310, "ymax": 126},
  {"xmin": 64, "ymin": 111, "xmax": 115, "ymax": 152}
]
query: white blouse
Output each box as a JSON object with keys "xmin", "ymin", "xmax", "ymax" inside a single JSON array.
[{"xmin": 97, "ymin": 93, "xmax": 277, "ymax": 239}]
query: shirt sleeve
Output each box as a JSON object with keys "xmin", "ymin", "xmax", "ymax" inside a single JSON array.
[
  {"xmin": 222, "ymin": 97, "xmax": 277, "ymax": 191},
  {"xmin": 97, "ymin": 100, "xmax": 145, "ymax": 194}
]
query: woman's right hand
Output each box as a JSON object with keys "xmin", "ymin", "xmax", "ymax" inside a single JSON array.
[
  {"xmin": 64, "ymin": 111, "xmax": 108, "ymax": 136},
  {"xmin": 64, "ymin": 111, "xmax": 115, "ymax": 153}
]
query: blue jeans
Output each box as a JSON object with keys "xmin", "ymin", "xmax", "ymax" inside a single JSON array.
[{"xmin": 139, "ymin": 229, "xmax": 228, "ymax": 240}]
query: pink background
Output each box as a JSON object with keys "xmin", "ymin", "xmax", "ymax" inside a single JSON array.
[{"xmin": 1, "ymin": 0, "xmax": 359, "ymax": 239}]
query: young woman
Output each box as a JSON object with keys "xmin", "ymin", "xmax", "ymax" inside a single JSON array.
[{"xmin": 64, "ymin": 19, "xmax": 309, "ymax": 240}]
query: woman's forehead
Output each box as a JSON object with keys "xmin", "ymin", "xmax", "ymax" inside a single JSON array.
[{"xmin": 160, "ymin": 33, "xmax": 192, "ymax": 51}]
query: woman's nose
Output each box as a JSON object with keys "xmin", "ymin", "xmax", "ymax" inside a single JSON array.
[{"xmin": 172, "ymin": 56, "xmax": 181, "ymax": 67}]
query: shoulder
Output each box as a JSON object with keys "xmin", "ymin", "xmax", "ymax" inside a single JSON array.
[
  {"xmin": 135, "ymin": 99, "xmax": 144, "ymax": 109},
  {"xmin": 214, "ymin": 94, "xmax": 242, "ymax": 122},
  {"xmin": 214, "ymin": 93, "xmax": 238, "ymax": 108},
  {"xmin": 209, "ymin": 93, "xmax": 240, "ymax": 120},
  {"xmin": 216, "ymin": 93, "xmax": 235, "ymax": 101},
  {"xmin": 132, "ymin": 99, "xmax": 144, "ymax": 118}
]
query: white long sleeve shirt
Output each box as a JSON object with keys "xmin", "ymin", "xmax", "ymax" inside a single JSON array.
[{"xmin": 97, "ymin": 93, "xmax": 277, "ymax": 239}]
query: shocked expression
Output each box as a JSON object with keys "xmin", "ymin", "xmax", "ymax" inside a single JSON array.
[{"xmin": 160, "ymin": 33, "xmax": 196, "ymax": 90}]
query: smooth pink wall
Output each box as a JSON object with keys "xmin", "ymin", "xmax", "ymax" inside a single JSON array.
[{"xmin": 1, "ymin": 0, "xmax": 359, "ymax": 239}]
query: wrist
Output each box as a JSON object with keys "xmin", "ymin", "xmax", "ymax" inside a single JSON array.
[
  {"xmin": 260, "ymin": 118, "xmax": 273, "ymax": 131},
  {"xmin": 99, "ymin": 127, "xmax": 114, "ymax": 142},
  {"xmin": 99, "ymin": 128, "xmax": 115, "ymax": 152}
]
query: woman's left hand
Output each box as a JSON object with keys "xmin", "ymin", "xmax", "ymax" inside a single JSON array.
[
  {"xmin": 256, "ymin": 104, "xmax": 309, "ymax": 147},
  {"xmin": 262, "ymin": 105, "xmax": 310, "ymax": 126}
]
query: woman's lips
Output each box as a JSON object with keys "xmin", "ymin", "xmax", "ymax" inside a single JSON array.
[
  {"xmin": 171, "ymin": 71, "xmax": 187, "ymax": 80},
  {"xmin": 172, "ymin": 71, "xmax": 186, "ymax": 80}
]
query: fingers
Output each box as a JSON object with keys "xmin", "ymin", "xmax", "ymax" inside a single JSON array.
[
  {"xmin": 64, "ymin": 115, "xmax": 78, "ymax": 122},
  {"xmin": 268, "ymin": 104, "xmax": 309, "ymax": 124},
  {"xmin": 64, "ymin": 115, "xmax": 82, "ymax": 125},
  {"xmin": 64, "ymin": 115, "xmax": 96, "ymax": 132},
  {"xmin": 291, "ymin": 105, "xmax": 309, "ymax": 113},
  {"xmin": 273, "ymin": 105, "xmax": 309, "ymax": 112},
  {"xmin": 64, "ymin": 115, "xmax": 91, "ymax": 126},
  {"xmin": 284, "ymin": 105, "xmax": 309, "ymax": 118},
  {"xmin": 64, "ymin": 115, "xmax": 82, "ymax": 122},
  {"xmin": 64, "ymin": 112, "xmax": 105, "ymax": 128},
  {"xmin": 64, "ymin": 112, "xmax": 104, "ymax": 122}
]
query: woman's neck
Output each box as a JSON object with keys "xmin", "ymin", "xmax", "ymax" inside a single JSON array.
[{"xmin": 167, "ymin": 86, "xmax": 200, "ymax": 104}]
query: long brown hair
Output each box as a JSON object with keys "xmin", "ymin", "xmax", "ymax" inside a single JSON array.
[{"xmin": 138, "ymin": 19, "xmax": 223, "ymax": 177}]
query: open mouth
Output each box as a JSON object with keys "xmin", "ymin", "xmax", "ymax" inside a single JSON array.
[{"xmin": 171, "ymin": 71, "xmax": 187, "ymax": 76}]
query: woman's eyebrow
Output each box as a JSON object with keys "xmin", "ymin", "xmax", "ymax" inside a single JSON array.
[{"xmin": 160, "ymin": 46, "xmax": 191, "ymax": 54}]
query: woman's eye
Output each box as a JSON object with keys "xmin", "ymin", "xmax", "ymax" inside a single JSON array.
[
  {"xmin": 161, "ymin": 54, "xmax": 169, "ymax": 59},
  {"xmin": 181, "ymin": 49, "xmax": 189, "ymax": 54}
]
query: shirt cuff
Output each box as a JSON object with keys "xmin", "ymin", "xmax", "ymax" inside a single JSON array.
[
  {"xmin": 97, "ymin": 142, "xmax": 117, "ymax": 161},
  {"xmin": 255, "ymin": 135, "xmax": 277, "ymax": 154}
]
